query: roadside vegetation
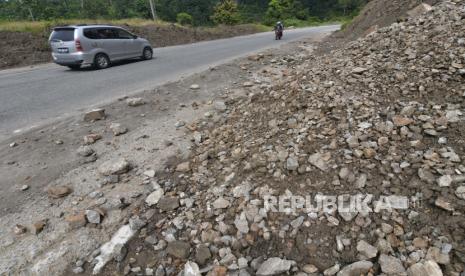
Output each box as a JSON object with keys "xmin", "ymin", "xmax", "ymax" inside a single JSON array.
[{"xmin": 0, "ymin": 0, "xmax": 366, "ymax": 32}]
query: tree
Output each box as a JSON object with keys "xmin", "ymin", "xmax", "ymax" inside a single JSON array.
[
  {"xmin": 176, "ymin": 12, "xmax": 193, "ymax": 25},
  {"xmin": 211, "ymin": 0, "xmax": 240, "ymax": 25},
  {"xmin": 265, "ymin": 0, "xmax": 308, "ymax": 25}
]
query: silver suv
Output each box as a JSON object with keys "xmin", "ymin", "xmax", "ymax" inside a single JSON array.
[{"xmin": 49, "ymin": 25, "xmax": 153, "ymax": 70}]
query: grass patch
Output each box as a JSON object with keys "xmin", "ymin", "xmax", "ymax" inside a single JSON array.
[{"xmin": 0, "ymin": 18, "xmax": 169, "ymax": 34}]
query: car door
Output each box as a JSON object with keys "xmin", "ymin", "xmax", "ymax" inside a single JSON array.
[
  {"xmin": 115, "ymin": 28, "xmax": 141, "ymax": 58},
  {"xmin": 95, "ymin": 28, "xmax": 121, "ymax": 60}
]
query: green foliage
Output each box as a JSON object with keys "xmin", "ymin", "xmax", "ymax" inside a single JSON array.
[
  {"xmin": 264, "ymin": 0, "xmax": 308, "ymax": 25},
  {"xmin": 176, "ymin": 12, "xmax": 193, "ymax": 25},
  {"xmin": 211, "ymin": 0, "xmax": 240, "ymax": 25},
  {"xmin": 0, "ymin": 0, "xmax": 368, "ymax": 28}
]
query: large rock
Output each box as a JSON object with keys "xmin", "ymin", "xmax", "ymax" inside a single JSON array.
[
  {"xmin": 356, "ymin": 240, "xmax": 378, "ymax": 259},
  {"xmin": 256, "ymin": 257, "xmax": 293, "ymax": 275},
  {"xmin": 407, "ymin": 3, "xmax": 433, "ymax": 18},
  {"xmin": 98, "ymin": 158, "xmax": 130, "ymax": 176},
  {"xmin": 47, "ymin": 186, "xmax": 72, "ymax": 198},
  {"xmin": 183, "ymin": 261, "xmax": 201, "ymax": 276}
]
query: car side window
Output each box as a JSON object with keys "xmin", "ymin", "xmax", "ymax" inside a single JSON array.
[
  {"xmin": 116, "ymin": 29, "xmax": 134, "ymax": 39},
  {"xmin": 96, "ymin": 28, "xmax": 118, "ymax": 39},
  {"xmin": 83, "ymin": 28, "xmax": 99, "ymax": 39}
]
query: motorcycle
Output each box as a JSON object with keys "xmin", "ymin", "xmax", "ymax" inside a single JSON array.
[{"xmin": 275, "ymin": 29, "xmax": 283, "ymax": 40}]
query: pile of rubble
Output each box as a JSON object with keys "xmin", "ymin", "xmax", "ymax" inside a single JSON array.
[{"xmin": 87, "ymin": 1, "xmax": 465, "ymax": 275}]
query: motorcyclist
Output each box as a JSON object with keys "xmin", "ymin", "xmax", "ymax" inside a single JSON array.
[{"xmin": 274, "ymin": 21, "xmax": 284, "ymax": 40}]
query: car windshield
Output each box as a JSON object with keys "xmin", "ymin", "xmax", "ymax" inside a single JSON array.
[{"xmin": 50, "ymin": 28, "xmax": 75, "ymax": 42}]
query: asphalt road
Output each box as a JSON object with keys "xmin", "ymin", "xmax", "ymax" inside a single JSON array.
[{"xmin": 0, "ymin": 25, "xmax": 339, "ymax": 141}]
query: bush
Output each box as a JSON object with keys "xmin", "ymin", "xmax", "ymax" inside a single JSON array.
[
  {"xmin": 211, "ymin": 0, "xmax": 240, "ymax": 25},
  {"xmin": 176, "ymin": 12, "xmax": 193, "ymax": 26}
]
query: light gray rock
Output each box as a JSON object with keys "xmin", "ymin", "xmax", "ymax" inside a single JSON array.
[
  {"xmin": 337, "ymin": 261, "xmax": 373, "ymax": 276},
  {"xmin": 407, "ymin": 260, "xmax": 442, "ymax": 276},
  {"xmin": 256, "ymin": 257, "xmax": 293, "ymax": 275},
  {"xmin": 379, "ymin": 254, "xmax": 405, "ymax": 275},
  {"xmin": 145, "ymin": 189, "xmax": 164, "ymax": 206},
  {"xmin": 356, "ymin": 240, "xmax": 378, "ymax": 259},
  {"xmin": 98, "ymin": 158, "xmax": 130, "ymax": 176}
]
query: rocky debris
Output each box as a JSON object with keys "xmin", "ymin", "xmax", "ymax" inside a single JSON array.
[
  {"xmin": 47, "ymin": 186, "xmax": 72, "ymax": 199},
  {"xmin": 256, "ymin": 257, "xmax": 293, "ymax": 275},
  {"xmin": 98, "ymin": 158, "xmax": 130, "ymax": 176},
  {"xmin": 126, "ymin": 97, "xmax": 145, "ymax": 107},
  {"xmin": 83, "ymin": 109, "xmax": 105, "ymax": 122},
  {"xmin": 407, "ymin": 3, "xmax": 433, "ymax": 18},
  {"xmin": 109, "ymin": 122, "xmax": 128, "ymax": 136},
  {"xmin": 74, "ymin": 2, "xmax": 465, "ymax": 275},
  {"xmin": 166, "ymin": 241, "xmax": 190, "ymax": 259}
]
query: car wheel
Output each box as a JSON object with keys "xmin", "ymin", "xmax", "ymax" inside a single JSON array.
[
  {"xmin": 94, "ymin": 53, "xmax": 110, "ymax": 69},
  {"xmin": 142, "ymin": 47, "xmax": 153, "ymax": 60},
  {"xmin": 67, "ymin": 65, "xmax": 81, "ymax": 70}
]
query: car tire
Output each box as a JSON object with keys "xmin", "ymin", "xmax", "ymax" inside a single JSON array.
[
  {"xmin": 67, "ymin": 65, "xmax": 81, "ymax": 70},
  {"xmin": 94, "ymin": 53, "xmax": 110, "ymax": 70},
  {"xmin": 141, "ymin": 47, "xmax": 153, "ymax": 60}
]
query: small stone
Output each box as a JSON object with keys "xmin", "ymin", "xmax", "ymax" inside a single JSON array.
[
  {"xmin": 352, "ymin": 67, "xmax": 368, "ymax": 74},
  {"xmin": 31, "ymin": 220, "xmax": 47, "ymax": 235},
  {"xmin": 190, "ymin": 84, "xmax": 200, "ymax": 90},
  {"xmin": 455, "ymin": 186, "xmax": 465, "ymax": 199},
  {"xmin": 303, "ymin": 264, "xmax": 318, "ymax": 273},
  {"xmin": 85, "ymin": 210, "xmax": 101, "ymax": 224},
  {"xmin": 158, "ymin": 197, "xmax": 180, "ymax": 211},
  {"xmin": 84, "ymin": 109, "xmax": 105, "ymax": 122},
  {"xmin": 379, "ymin": 254, "xmax": 405, "ymax": 274},
  {"xmin": 144, "ymin": 170, "xmax": 156, "ymax": 178},
  {"xmin": 72, "ymin": 267, "xmax": 84, "ymax": 274},
  {"xmin": 434, "ymin": 197, "xmax": 454, "ymax": 212},
  {"xmin": 213, "ymin": 197, "xmax": 230, "ymax": 209},
  {"xmin": 13, "ymin": 224, "xmax": 27, "ymax": 235},
  {"xmin": 234, "ymin": 212, "xmax": 249, "ymax": 234},
  {"xmin": 214, "ymin": 101, "xmax": 227, "ymax": 111},
  {"xmin": 356, "ymin": 240, "xmax": 378, "ymax": 259},
  {"xmin": 437, "ymin": 175, "xmax": 452, "ymax": 187},
  {"xmin": 195, "ymin": 244, "xmax": 211, "ymax": 265},
  {"xmin": 145, "ymin": 189, "xmax": 164, "ymax": 206},
  {"xmin": 256, "ymin": 257, "xmax": 293, "ymax": 276},
  {"xmin": 109, "ymin": 123, "xmax": 128, "ymax": 136},
  {"xmin": 176, "ymin": 162, "xmax": 190, "ymax": 172},
  {"xmin": 336, "ymin": 261, "xmax": 372, "ymax": 276},
  {"xmin": 392, "ymin": 116, "xmax": 414, "ymax": 127},
  {"xmin": 65, "ymin": 213, "xmax": 87, "ymax": 229},
  {"xmin": 286, "ymin": 157, "xmax": 299, "ymax": 171},
  {"xmin": 308, "ymin": 152, "xmax": 329, "ymax": 171},
  {"xmin": 407, "ymin": 260, "xmax": 443, "ymax": 276},
  {"xmin": 323, "ymin": 263, "xmax": 340, "ymax": 275},
  {"xmin": 184, "ymin": 261, "xmax": 201, "ymax": 276},
  {"xmin": 9, "ymin": 142, "xmax": 17, "ymax": 148},
  {"xmin": 20, "ymin": 185, "xmax": 29, "ymax": 191},
  {"xmin": 83, "ymin": 134, "xmax": 102, "ymax": 145},
  {"xmin": 98, "ymin": 158, "xmax": 130, "ymax": 176},
  {"xmin": 77, "ymin": 145, "xmax": 94, "ymax": 157},
  {"xmin": 129, "ymin": 216, "xmax": 146, "ymax": 231},
  {"xmin": 126, "ymin": 97, "xmax": 145, "ymax": 107},
  {"xmin": 47, "ymin": 186, "xmax": 72, "ymax": 198},
  {"xmin": 166, "ymin": 241, "xmax": 190, "ymax": 259},
  {"xmin": 243, "ymin": 81, "xmax": 254, "ymax": 87}
]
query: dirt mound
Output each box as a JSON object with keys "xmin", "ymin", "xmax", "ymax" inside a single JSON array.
[
  {"xmin": 0, "ymin": 24, "xmax": 263, "ymax": 70},
  {"xmin": 333, "ymin": 0, "xmax": 442, "ymax": 41},
  {"xmin": 88, "ymin": 1, "xmax": 464, "ymax": 275}
]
